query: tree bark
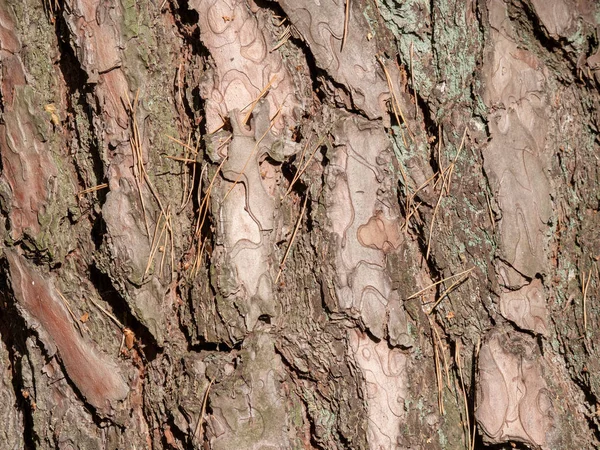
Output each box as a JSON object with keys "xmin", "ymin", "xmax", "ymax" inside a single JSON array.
[{"xmin": 1, "ymin": 0, "xmax": 599, "ymax": 448}]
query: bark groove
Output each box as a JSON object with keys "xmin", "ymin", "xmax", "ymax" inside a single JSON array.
[{"xmin": 1, "ymin": 0, "xmax": 600, "ymax": 449}]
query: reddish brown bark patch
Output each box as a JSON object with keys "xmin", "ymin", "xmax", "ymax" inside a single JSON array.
[
  {"xmin": 5, "ymin": 250, "xmax": 129, "ymax": 414},
  {"xmin": 0, "ymin": 9, "xmax": 57, "ymax": 241},
  {"xmin": 357, "ymin": 211, "xmax": 402, "ymax": 253}
]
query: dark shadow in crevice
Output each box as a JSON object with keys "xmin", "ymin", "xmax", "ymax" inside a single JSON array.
[
  {"xmin": 53, "ymin": 8, "xmax": 107, "ymax": 208},
  {"xmin": 177, "ymin": 283, "xmax": 199, "ymax": 346},
  {"xmin": 88, "ymin": 264, "xmax": 161, "ymax": 362},
  {"xmin": 554, "ymin": 345, "xmax": 600, "ymax": 443},
  {"xmin": 467, "ymin": 339, "xmax": 482, "ymax": 450},
  {"xmin": 163, "ymin": 413, "xmax": 189, "ymax": 450},
  {"xmin": 253, "ymin": 0, "xmax": 371, "ymax": 119},
  {"xmin": 280, "ymin": 141, "xmax": 328, "ymax": 201},
  {"xmin": 0, "ymin": 257, "xmax": 122, "ymax": 444},
  {"xmin": 419, "ymin": 96, "xmax": 441, "ymax": 176},
  {"xmin": 169, "ymin": 0, "xmax": 202, "ymax": 56},
  {"xmin": 188, "ymin": 339, "xmax": 241, "ymax": 354},
  {"xmin": 177, "ymin": 282, "xmax": 235, "ymax": 353},
  {"xmin": 485, "ymin": 442, "xmax": 530, "ymax": 450},
  {"xmin": 0, "ymin": 81, "xmax": 4, "ymax": 116},
  {"xmin": 0, "ymin": 261, "xmax": 39, "ymax": 449},
  {"xmin": 169, "ymin": 0, "xmax": 209, "ymax": 131},
  {"xmin": 507, "ymin": 0, "xmax": 592, "ymax": 87},
  {"xmin": 573, "ymin": 379, "xmax": 600, "ymax": 443},
  {"xmin": 251, "ymin": 0, "xmax": 324, "ymax": 100},
  {"xmin": 273, "ymin": 342, "xmax": 352, "ymax": 449},
  {"xmin": 90, "ymin": 214, "xmax": 106, "ymax": 251}
]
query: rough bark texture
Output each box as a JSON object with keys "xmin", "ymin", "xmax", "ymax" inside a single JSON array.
[{"xmin": 1, "ymin": 0, "xmax": 600, "ymax": 448}]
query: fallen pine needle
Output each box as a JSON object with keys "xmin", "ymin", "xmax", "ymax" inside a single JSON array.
[
  {"xmin": 271, "ymin": 25, "xmax": 291, "ymax": 52},
  {"xmin": 407, "ymin": 267, "xmax": 474, "ymax": 300},
  {"xmin": 377, "ymin": 55, "xmax": 414, "ymax": 145},
  {"xmin": 242, "ymin": 77, "xmax": 276, "ymax": 126},
  {"xmin": 425, "ymin": 127, "xmax": 467, "ymax": 260},
  {"xmin": 431, "ymin": 324, "xmax": 444, "ymax": 415},
  {"xmin": 165, "ymin": 134, "xmax": 198, "ymax": 154},
  {"xmin": 57, "ymin": 290, "xmax": 85, "ymax": 336},
  {"xmin": 195, "ymin": 157, "xmax": 228, "ymax": 238},
  {"xmin": 341, "ymin": 0, "xmax": 350, "ymax": 51},
  {"xmin": 428, "ymin": 268, "xmax": 474, "ymax": 315},
  {"xmin": 78, "ymin": 183, "xmax": 108, "ymax": 197},
  {"xmin": 193, "ymin": 378, "xmax": 214, "ymax": 442},
  {"xmin": 162, "ymin": 154, "xmax": 197, "ymax": 164},
  {"xmin": 284, "ymin": 135, "xmax": 326, "ymax": 197},
  {"xmin": 410, "ymin": 41, "xmax": 417, "ymax": 119},
  {"xmin": 276, "ymin": 194, "xmax": 308, "ymax": 283},
  {"xmin": 456, "ymin": 342, "xmax": 472, "ymax": 450},
  {"xmin": 582, "ymin": 268, "xmax": 592, "ymax": 331},
  {"xmin": 87, "ymin": 296, "xmax": 124, "ymax": 330}
]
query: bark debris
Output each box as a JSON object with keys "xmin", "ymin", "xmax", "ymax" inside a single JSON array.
[{"xmin": 0, "ymin": 0, "xmax": 600, "ymax": 448}]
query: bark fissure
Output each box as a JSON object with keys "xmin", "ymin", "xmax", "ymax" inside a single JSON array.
[{"xmin": 1, "ymin": 0, "xmax": 600, "ymax": 448}]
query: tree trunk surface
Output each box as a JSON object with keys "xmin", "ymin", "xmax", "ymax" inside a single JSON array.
[{"xmin": 1, "ymin": 0, "xmax": 599, "ymax": 448}]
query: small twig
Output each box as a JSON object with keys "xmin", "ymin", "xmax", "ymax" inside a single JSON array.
[
  {"xmin": 341, "ymin": 0, "xmax": 351, "ymax": 52},
  {"xmin": 270, "ymin": 25, "xmax": 291, "ymax": 52},
  {"xmin": 377, "ymin": 55, "xmax": 414, "ymax": 144},
  {"xmin": 284, "ymin": 135, "xmax": 326, "ymax": 197},
  {"xmin": 86, "ymin": 296, "xmax": 124, "ymax": 330},
  {"xmin": 455, "ymin": 342, "xmax": 472, "ymax": 450},
  {"xmin": 426, "ymin": 127, "xmax": 467, "ymax": 260},
  {"xmin": 193, "ymin": 378, "xmax": 214, "ymax": 442},
  {"xmin": 56, "ymin": 290, "xmax": 85, "ymax": 336},
  {"xmin": 165, "ymin": 134, "xmax": 198, "ymax": 154},
  {"xmin": 407, "ymin": 267, "xmax": 474, "ymax": 300},
  {"xmin": 582, "ymin": 269, "xmax": 592, "ymax": 331},
  {"xmin": 162, "ymin": 154, "xmax": 197, "ymax": 164},
  {"xmin": 242, "ymin": 77, "xmax": 276, "ymax": 126},
  {"xmin": 276, "ymin": 194, "xmax": 308, "ymax": 283},
  {"xmin": 484, "ymin": 189, "xmax": 495, "ymax": 230},
  {"xmin": 410, "ymin": 41, "xmax": 417, "ymax": 119},
  {"xmin": 428, "ymin": 268, "xmax": 474, "ymax": 315},
  {"xmin": 77, "ymin": 183, "xmax": 108, "ymax": 197}
]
